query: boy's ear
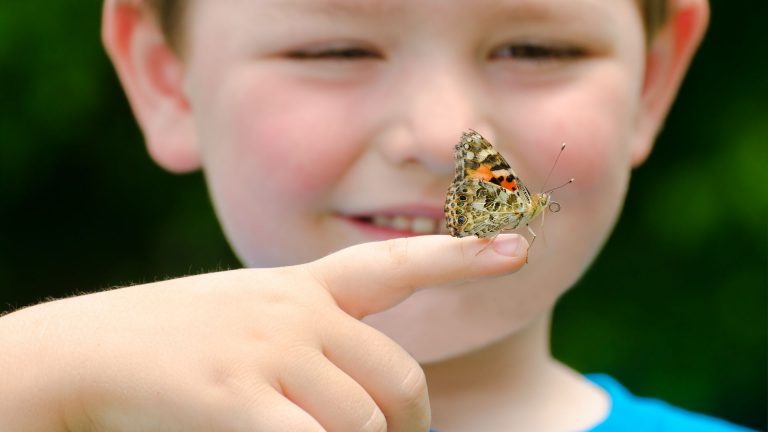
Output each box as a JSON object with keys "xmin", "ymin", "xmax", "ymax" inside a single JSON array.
[
  {"xmin": 630, "ymin": 0, "xmax": 709, "ymax": 167},
  {"xmin": 102, "ymin": 0, "xmax": 200, "ymax": 173}
]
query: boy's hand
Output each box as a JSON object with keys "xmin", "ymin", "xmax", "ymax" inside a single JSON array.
[{"xmin": 0, "ymin": 234, "xmax": 527, "ymax": 431}]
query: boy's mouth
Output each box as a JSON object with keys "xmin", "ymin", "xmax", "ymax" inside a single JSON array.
[
  {"xmin": 339, "ymin": 208, "xmax": 447, "ymax": 237},
  {"xmin": 357, "ymin": 215, "xmax": 442, "ymax": 234}
]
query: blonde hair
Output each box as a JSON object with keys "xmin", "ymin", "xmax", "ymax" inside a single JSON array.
[{"xmin": 147, "ymin": 0, "xmax": 669, "ymax": 52}]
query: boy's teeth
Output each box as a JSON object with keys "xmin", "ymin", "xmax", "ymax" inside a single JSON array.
[
  {"xmin": 392, "ymin": 216, "xmax": 410, "ymax": 231},
  {"xmin": 373, "ymin": 215, "xmax": 389, "ymax": 227},
  {"xmin": 369, "ymin": 215, "xmax": 440, "ymax": 234},
  {"xmin": 411, "ymin": 217, "xmax": 437, "ymax": 234}
]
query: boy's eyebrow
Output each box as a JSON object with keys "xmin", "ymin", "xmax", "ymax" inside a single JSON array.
[
  {"xmin": 483, "ymin": 0, "xmax": 618, "ymax": 43},
  {"xmin": 262, "ymin": 0, "xmax": 616, "ymax": 37},
  {"xmin": 266, "ymin": 0, "xmax": 615, "ymax": 27},
  {"xmin": 270, "ymin": 0, "xmax": 405, "ymax": 18},
  {"xmin": 489, "ymin": 0, "xmax": 614, "ymax": 25}
]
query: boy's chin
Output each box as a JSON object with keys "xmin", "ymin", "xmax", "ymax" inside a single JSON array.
[{"xmin": 363, "ymin": 288, "xmax": 541, "ymax": 364}]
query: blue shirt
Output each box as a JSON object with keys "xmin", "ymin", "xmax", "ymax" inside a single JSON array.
[
  {"xmin": 586, "ymin": 374, "xmax": 755, "ymax": 431},
  {"xmin": 430, "ymin": 374, "xmax": 756, "ymax": 432}
]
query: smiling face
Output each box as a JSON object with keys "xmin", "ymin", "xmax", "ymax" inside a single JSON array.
[
  {"xmin": 108, "ymin": 0, "xmax": 700, "ymax": 362},
  {"xmin": 184, "ymin": 0, "xmax": 644, "ymax": 252},
  {"xmin": 179, "ymin": 0, "xmax": 647, "ymax": 361}
]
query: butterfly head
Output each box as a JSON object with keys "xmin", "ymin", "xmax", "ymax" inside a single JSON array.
[
  {"xmin": 532, "ymin": 191, "xmax": 565, "ymax": 219},
  {"xmin": 538, "ymin": 177, "xmax": 573, "ymax": 215},
  {"xmin": 531, "ymin": 193, "xmax": 551, "ymax": 218}
]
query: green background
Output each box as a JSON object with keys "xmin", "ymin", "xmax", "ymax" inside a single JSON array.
[{"xmin": 1, "ymin": 1, "xmax": 765, "ymax": 429}]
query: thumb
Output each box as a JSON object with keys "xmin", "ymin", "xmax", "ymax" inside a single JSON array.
[{"xmin": 305, "ymin": 234, "xmax": 528, "ymax": 319}]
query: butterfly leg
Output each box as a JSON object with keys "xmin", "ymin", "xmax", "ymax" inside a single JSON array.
[
  {"xmin": 475, "ymin": 234, "xmax": 500, "ymax": 256},
  {"xmin": 476, "ymin": 231, "xmax": 531, "ymax": 263},
  {"xmin": 527, "ymin": 225, "xmax": 537, "ymax": 247},
  {"xmin": 524, "ymin": 225, "xmax": 538, "ymax": 263}
]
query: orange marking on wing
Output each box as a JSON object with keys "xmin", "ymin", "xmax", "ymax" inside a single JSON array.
[
  {"xmin": 468, "ymin": 164, "xmax": 495, "ymax": 181},
  {"xmin": 501, "ymin": 179, "xmax": 518, "ymax": 191}
]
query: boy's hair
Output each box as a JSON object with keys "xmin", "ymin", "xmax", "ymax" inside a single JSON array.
[
  {"xmin": 146, "ymin": 0, "xmax": 183, "ymax": 50},
  {"xmin": 146, "ymin": 0, "xmax": 669, "ymax": 53}
]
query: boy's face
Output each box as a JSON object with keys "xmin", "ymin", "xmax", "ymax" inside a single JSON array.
[{"xmin": 169, "ymin": 0, "xmax": 648, "ymax": 361}]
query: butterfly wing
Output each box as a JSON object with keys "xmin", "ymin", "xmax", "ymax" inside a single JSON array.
[
  {"xmin": 453, "ymin": 130, "xmax": 522, "ymax": 192},
  {"xmin": 445, "ymin": 178, "xmax": 529, "ymax": 238}
]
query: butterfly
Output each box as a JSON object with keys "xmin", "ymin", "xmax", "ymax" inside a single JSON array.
[{"xmin": 444, "ymin": 130, "xmax": 570, "ymax": 243}]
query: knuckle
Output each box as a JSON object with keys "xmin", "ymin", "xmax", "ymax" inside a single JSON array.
[
  {"xmin": 394, "ymin": 362, "xmax": 429, "ymax": 410},
  {"xmin": 359, "ymin": 407, "xmax": 387, "ymax": 432}
]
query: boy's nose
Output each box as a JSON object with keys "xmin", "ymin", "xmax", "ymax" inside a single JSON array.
[{"xmin": 376, "ymin": 67, "xmax": 492, "ymax": 174}]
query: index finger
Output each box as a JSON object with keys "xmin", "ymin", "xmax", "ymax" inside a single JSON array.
[{"xmin": 305, "ymin": 234, "xmax": 527, "ymax": 319}]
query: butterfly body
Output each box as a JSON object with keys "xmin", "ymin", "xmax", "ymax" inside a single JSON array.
[{"xmin": 444, "ymin": 130, "xmax": 553, "ymax": 239}]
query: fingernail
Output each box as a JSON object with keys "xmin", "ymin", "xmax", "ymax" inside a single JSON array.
[{"xmin": 492, "ymin": 234, "xmax": 526, "ymax": 257}]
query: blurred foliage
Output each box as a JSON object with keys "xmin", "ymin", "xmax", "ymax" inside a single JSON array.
[{"xmin": 0, "ymin": 0, "xmax": 765, "ymax": 429}]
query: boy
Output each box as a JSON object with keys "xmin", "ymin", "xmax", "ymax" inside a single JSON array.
[{"xmin": 0, "ymin": 0, "xmax": 754, "ymax": 430}]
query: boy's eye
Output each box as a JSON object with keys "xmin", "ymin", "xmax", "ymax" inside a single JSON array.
[
  {"xmin": 490, "ymin": 43, "xmax": 586, "ymax": 61},
  {"xmin": 286, "ymin": 46, "xmax": 382, "ymax": 60}
]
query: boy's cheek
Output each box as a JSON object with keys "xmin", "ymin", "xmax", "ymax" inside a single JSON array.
[
  {"xmin": 502, "ymin": 112, "xmax": 630, "ymax": 196},
  {"xmin": 515, "ymin": 70, "xmax": 637, "ymax": 190},
  {"xmin": 565, "ymin": 111, "xmax": 633, "ymax": 189},
  {"xmin": 205, "ymin": 72, "xmax": 367, "ymax": 200}
]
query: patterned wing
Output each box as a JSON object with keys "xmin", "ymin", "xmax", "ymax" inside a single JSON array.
[
  {"xmin": 445, "ymin": 178, "xmax": 529, "ymax": 238},
  {"xmin": 453, "ymin": 130, "xmax": 523, "ymax": 192}
]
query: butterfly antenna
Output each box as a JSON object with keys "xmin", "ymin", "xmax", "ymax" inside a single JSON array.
[
  {"xmin": 545, "ymin": 178, "xmax": 575, "ymax": 194},
  {"xmin": 539, "ymin": 143, "xmax": 567, "ymax": 192}
]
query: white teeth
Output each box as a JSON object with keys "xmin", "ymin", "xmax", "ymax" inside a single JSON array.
[
  {"xmin": 411, "ymin": 217, "xmax": 437, "ymax": 234},
  {"xmin": 391, "ymin": 216, "xmax": 410, "ymax": 231},
  {"xmin": 369, "ymin": 215, "xmax": 441, "ymax": 234},
  {"xmin": 373, "ymin": 215, "xmax": 389, "ymax": 227}
]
